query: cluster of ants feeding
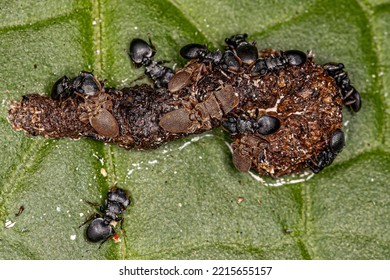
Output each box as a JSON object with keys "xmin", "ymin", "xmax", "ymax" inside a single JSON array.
[
  {"xmin": 7, "ymin": 33, "xmax": 361, "ymax": 245},
  {"xmin": 8, "ymin": 33, "xmax": 361, "ymax": 177}
]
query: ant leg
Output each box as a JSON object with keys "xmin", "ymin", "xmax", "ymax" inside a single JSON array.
[
  {"xmin": 15, "ymin": 205, "xmax": 25, "ymax": 217},
  {"xmin": 119, "ymin": 217, "xmax": 125, "ymax": 231},
  {"xmin": 305, "ymin": 158, "xmax": 322, "ymax": 174},
  {"xmin": 82, "ymin": 199, "xmax": 107, "ymax": 214},
  {"xmin": 98, "ymin": 233, "xmax": 115, "ymax": 249},
  {"xmin": 83, "ymin": 200, "xmax": 100, "ymax": 207},
  {"xmin": 79, "ymin": 213, "xmax": 100, "ymax": 228}
]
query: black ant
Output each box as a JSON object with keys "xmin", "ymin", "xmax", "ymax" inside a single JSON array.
[
  {"xmin": 51, "ymin": 71, "xmax": 102, "ymax": 100},
  {"xmin": 129, "ymin": 38, "xmax": 174, "ymax": 88},
  {"xmin": 323, "ymin": 63, "xmax": 361, "ymax": 112},
  {"xmin": 79, "ymin": 187, "xmax": 131, "ymax": 247},
  {"xmin": 306, "ymin": 129, "xmax": 345, "ymax": 173}
]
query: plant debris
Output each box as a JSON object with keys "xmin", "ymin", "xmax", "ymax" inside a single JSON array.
[{"xmin": 8, "ymin": 34, "xmax": 361, "ymax": 177}]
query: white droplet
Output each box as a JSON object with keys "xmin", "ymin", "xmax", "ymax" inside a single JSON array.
[
  {"xmin": 100, "ymin": 168, "xmax": 108, "ymax": 177},
  {"xmin": 4, "ymin": 220, "xmax": 16, "ymax": 229}
]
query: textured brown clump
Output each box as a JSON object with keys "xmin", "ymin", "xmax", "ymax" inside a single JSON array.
[
  {"xmin": 228, "ymin": 62, "xmax": 342, "ymax": 176},
  {"xmin": 8, "ymin": 52, "xmax": 343, "ymax": 177}
]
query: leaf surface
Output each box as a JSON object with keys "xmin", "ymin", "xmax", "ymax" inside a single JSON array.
[{"xmin": 0, "ymin": 0, "xmax": 389, "ymax": 259}]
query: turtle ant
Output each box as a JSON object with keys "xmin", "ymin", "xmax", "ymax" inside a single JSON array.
[
  {"xmin": 306, "ymin": 129, "xmax": 345, "ymax": 173},
  {"xmin": 323, "ymin": 63, "xmax": 361, "ymax": 112},
  {"xmin": 51, "ymin": 72, "xmax": 120, "ymax": 139},
  {"xmin": 80, "ymin": 187, "xmax": 131, "ymax": 247},
  {"xmin": 222, "ymin": 115, "xmax": 281, "ymax": 136},
  {"xmin": 51, "ymin": 71, "xmax": 102, "ymax": 100},
  {"xmin": 129, "ymin": 38, "xmax": 174, "ymax": 88}
]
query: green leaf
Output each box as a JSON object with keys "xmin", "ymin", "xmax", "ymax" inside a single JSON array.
[{"xmin": 0, "ymin": 0, "xmax": 389, "ymax": 259}]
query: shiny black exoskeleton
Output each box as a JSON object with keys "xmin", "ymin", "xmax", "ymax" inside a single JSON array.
[
  {"xmin": 129, "ymin": 38, "xmax": 155, "ymax": 66},
  {"xmin": 251, "ymin": 49, "xmax": 307, "ymax": 76},
  {"xmin": 80, "ymin": 187, "xmax": 131, "ymax": 247},
  {"xmin": 223, "ymin": 34, "xmax": 306, "ymax": 74},
  {"xmin": 257, "ymin": 115, "xmax": 281, "ymax": 135},
  {"xmin": 222, "ymin": 116, "xmax": 253, "ymax": 135},
  {"xmin": 51, "ymin": 76, "xmax": 71, "ymax": 100},
  {"xmin": 306, "ymin": 129, "xmax": 345, "ymax": 173},
  {"xmin": 222, "ymin": 34, "xmax": 258, "ymax": 69},
  {"xmin": 225, "ymin": 33, "xmax": 249, "ymax": 48},
  {"xmin": 180, "ymin": 34, "xmax": 258, "ymax": 69},
  {"xmin": 222, "ymin": 115, "xmax": 281, "ymax": 136},
  {"xmin": 180, "ymin": 43, "xmax": 208, "ymax": 59},
  {"xmin": 179, "ymin": 43, "xmax": 223, "ymax": 64},
  {"xmin": 323, "ymin": 63, "xmax": 361, "ymax": 112},
  {"xmin": 51, "ymin": 71, "xmax": 101, "ymax": 100},
  {"xmin": 129, "ymin": 38, "xmax": 174, "ymax": 88}
]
